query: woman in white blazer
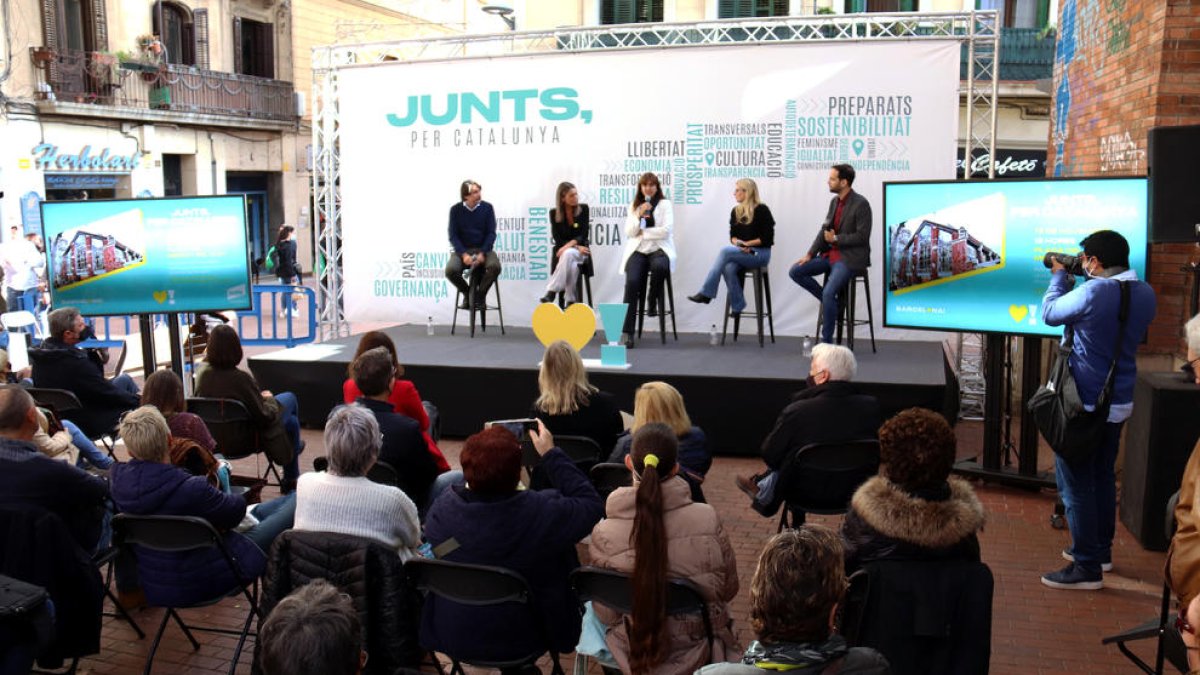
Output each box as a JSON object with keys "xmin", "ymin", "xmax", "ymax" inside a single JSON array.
[{"xmin": 619, "ymin": 172, "xmax": 675, "ymax": 348}]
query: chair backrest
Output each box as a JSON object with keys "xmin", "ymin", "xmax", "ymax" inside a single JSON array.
[
  {"xmin": 366, "ymin": 460, "xmax": 400, "ymax": 487},
  {"xmin": 405, "ymin": 558, "xmax": 531, "ymax": 607},
  {"xmin": 778, "ymin": 439, "xmax": 881, "ymax": 514},
  {"xmin": 1, "ymin": 311, "xmax": 42, "ymax": 340},
  {"xmin": 554, "ymin": 435, "xmax": 603, "ymax": 469},
  {"xmin": 186, "ymin": 397, "xmax": 257, "ymax": 459},
  {"xmin": 26, "ymin": 387, "xmax": 85, "ymax": 419},
  {"xmin": 841, "ymin": 559, "xmax": 993, "ymax": 675},
  {"xmin": 4, "ymin": 330, "xmax": 29, "ymax": 371},
  {"xmin": 570, "ymin": 566, "xmax": 714, "ymax": 656},
  {"xmin": 589, "ymin": 462, "xmax": 632, "ymax": 500},
  {"xmin": 112, "ymin": 514, "xmax": 223, "ymax": 553}
]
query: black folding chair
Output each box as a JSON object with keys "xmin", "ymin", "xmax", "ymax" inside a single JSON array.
[
  {"xmin": 569, "ymin": 566, "xmax": 715, "ymax": 673},
  {"xmin": 26, "ymin": 387, "xmax": 119, "ymax": 459},
  {"xmin": 554, "ymin": 435, "xmax": 603, "ymax": 474},
  {"xmin": 775, "ymin": 439, "xmax": 880, "ymax": 531},
  {"xmin": 311, "ymin": 457, "xmax": 399, "ymax": 488},
  {"xmin": 94, "ymin": 545, "xmax": 144, "ymax": 639},
  {"xmin": 187, "ymin": 397, "xmax": 282, "ymax": 487},
  {"xmin": 406, "ymin": 558, "xmax": 565, "ymax": 675},
  {"xmin": 589, "ymin": 463, "xmax": 632, "ymax": 501},
  {"xmin": 1101, "ymin": 490, "xmax": 1189, "ymax": 674},
  {"xmin": 112, "ymin": 514, "xmax": 261, "ymax": 675}
]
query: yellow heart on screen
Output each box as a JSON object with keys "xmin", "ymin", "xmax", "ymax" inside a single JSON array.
[
  {"xmin": 1008, "ymin": 304, "xmax": 1028, "ymax": 323},
  {"xmin": 531, "ymin": 303, "xmax": 595, "ymax": 352},
  {"xmin": 152, "ymin": 291, "xmax": 168, "ymax": 304}
]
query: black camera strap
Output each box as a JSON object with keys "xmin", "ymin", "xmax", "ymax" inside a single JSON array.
[{"xmin": 1062, "ymin": 280, "xmax": 1130, "ymax": 413}]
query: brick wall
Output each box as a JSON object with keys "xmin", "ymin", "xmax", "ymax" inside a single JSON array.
[{"xmin": 1049, "ymin": 0, "xmax": 1200, "ymax": 355}]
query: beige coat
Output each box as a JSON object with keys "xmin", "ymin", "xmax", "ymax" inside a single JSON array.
[
  {"xmin": 1167, "ymin": 437, "xmax": 1200, "ymax": 605},
  {"xmin": 33, "ymin": 407, "xmax": 79, "ymax": 465},
  {"xmin": 588, "ymin": 476, "xmax": 739, "ymax": 674}
]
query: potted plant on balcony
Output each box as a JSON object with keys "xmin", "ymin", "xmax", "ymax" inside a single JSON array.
[
  {"xmin": 30, "ymin": 46, "xmax": 55, "ymax": 64},
  {"xmin": 120, "ymin": 35, "xmax": 165, "ymax": 82}
]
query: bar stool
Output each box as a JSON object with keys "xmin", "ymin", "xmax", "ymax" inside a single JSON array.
[
  {"xmin": 814, "ymin": 268, "xmax": 876, "ymax": 353},
  {"xmin": 555, "ymin": 256, "xmax": 594, "ymax": 308},
  {"xmin": 721, "ymin": 267, "xmax": 775, "ymax": 347},
  {"xmin": 635, "ymin": 270, "xmax": 678, "ymax": 345},
  {"xmin": 451, "ymin": 271, "xmax": 504, "ymax": 338}
]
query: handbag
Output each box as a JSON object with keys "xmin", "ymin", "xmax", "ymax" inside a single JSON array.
[{"xmin": 1027, "ymin": 280, "xmax": 1130, "ymax": 464}]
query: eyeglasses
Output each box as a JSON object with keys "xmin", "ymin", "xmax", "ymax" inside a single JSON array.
[{"xmin": 1182, "ymin": 358, "xmax": 1200, "ymax": 380}]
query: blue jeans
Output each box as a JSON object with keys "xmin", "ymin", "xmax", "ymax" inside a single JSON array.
[
  {"xmin": 699, "ymin": 246, "xmax": 771, "ymax": 313},
  {"xmin": 424, "ymin": 470, "xmax": 465, "ymax": 517},
  {"xmin": 67, "ymin": 419, "xmax": 114, "ymax": 470},
  {"xmin": 112, "ymin": 373, "xmax": 139, "ymax": 397},
  {"xmin": 242, "ymin": 492, "xmax": 297, "ymax": 554},
  {"xmin": 1055, "ymin": 422, "xmax": 1122, "ymax": 574},
  {"xmin": 6, "ymin": 286, "xmax": 40, "ymax": 315},
  {"xmin": 277, "ymin": 275, "xmax": 298, "ymax": 310},
  {"xmin": 274, "ymin": 392, "xmax": 302, "ymax": 481},
  {"xmin": 789, "ymin": 256, "xmax": 853, "ymax": 343}
]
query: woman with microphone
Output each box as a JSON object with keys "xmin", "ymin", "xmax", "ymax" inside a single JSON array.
[
  {"xmin": 619, "ymin": 172, "xmax": 675, "ymax": 349},
  {"xmin": 688, "ymin": 178, "xmax": 774, "ymax": 317},
  {"xmin": 539, "ymin": 182, "xmax": 591, "ymax": 304}
]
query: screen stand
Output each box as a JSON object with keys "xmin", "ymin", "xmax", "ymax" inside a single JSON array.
[
  {"xmin": 166, "ymin": 313, "xmax": 184, "ymax": 378},
  {"xmin": 954, "ymin": 334, "xmax": 1055, "ymax": 490},
  {"xmin": 138, "ymin": 315, "xmax": 156, "ymax": 380}
]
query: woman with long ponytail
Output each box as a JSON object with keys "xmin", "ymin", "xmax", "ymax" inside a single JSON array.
[{"xmin": 589, "ymin": 423, "xmax": 740, "ymax": 673}]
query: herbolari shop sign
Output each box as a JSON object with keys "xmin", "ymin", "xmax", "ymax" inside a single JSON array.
[{"xmin": 31, "ymin": 143, "xmax": 141, "ymax": 172}]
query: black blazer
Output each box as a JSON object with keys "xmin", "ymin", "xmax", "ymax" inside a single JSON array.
[
  {"xmin": 358, "ymin": 397, "xmax": 439, "ymax": 508},
  {"xmin": 807, "ymin": 190, "xmax": 873, "ymax": 271}
]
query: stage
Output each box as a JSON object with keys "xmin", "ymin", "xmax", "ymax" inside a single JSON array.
[{"xmin": 248, "ymin": 325, "xmax": 955, "ymax": 456}]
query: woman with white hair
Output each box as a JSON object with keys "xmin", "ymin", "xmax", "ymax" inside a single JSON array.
[{"xmin": 293, "ymin": 405, "xmax": 422, "ymax": 560}]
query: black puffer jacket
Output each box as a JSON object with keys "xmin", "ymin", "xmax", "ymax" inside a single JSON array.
[{"xmin": 256, "ymin": 530, "xmax": 423, "ymax": 674}]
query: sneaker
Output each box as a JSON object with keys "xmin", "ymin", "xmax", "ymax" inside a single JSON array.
[
  {"xmin": 1041, "ymin": 562, "xmax": 1103, "ymax": 590},
  {"xmin": 1062, "ymin": 549, "xmax": 1113, "ymax": 572},
  {"xmin": 735, "ymin": 474, "xmax": 760, "ymax": 500}
]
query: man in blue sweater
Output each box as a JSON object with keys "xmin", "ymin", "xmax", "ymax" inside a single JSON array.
[
  {"xmin": 1040, "ymin": 230, "xmax": 1156, "ymax": 590},
  {"xmin": 444, "ymin": 180, "xmax": 501, "ymax": 308}
]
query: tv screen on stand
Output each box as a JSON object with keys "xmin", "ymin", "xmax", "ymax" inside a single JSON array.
[
  {"xmin": 882, "ymin": 176, "xmax": 1149, "ymax": 338},
  {"xmin": 40, "ymin": 195, "xmax": 253, "ymax": 317}
]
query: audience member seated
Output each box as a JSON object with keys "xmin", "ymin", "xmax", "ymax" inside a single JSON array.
[
  {"xmin": 259, "ymin": 579, "xmax": 368, "ymax": 675},
  {"xmin": 422, "ymin": 422, "xmax": 604, "ymax": 664},
  {"xmin": 28, "ymin": 307, "xmax": 140, "ymax": 437},
  {"xmin": 142, "ymin": 368, "xmax": 217, "ymax": 453},
  {"xmin": 349, "ymin": 347, "xmax": 448, "ymax": 511},
  {"xmin": 696, "ymin": 526, "xmax": 891, "ymax": 675},
  {"xmin": 841, "ymin": 408, "xmax": 984, "ymax": 574},
  {"xmin": 109, "ymin": 406, "xmax": 296, "ymax": 607},
  {"xmin": 531, "ymin": 340, "xmax": 624, "ymax": 455},
  {"xmin": 608, "ymin": 381, "xmax": 711, "ymax": 501},
  {"xmin": 736, "ymin": 344, "xmax": 882, "ymax": 516},
  {"xmin": 589, "ymin": 423, "xmax": 740, "ymax": 673},
  {"xmin": 195, "ymin": 324, "xmax": 303, "ymax": 492},
  {"xmin": 1181, "ymin": 594, "xmax": 1200, "ymax": 675},
  {"xmin": 0, "ymin": 387, "xmax": 109, "ymax": 553},
  {"xmin": 295, "ymin": 405, "xmax": 421, "ymax": 560},
  {"xmin": 1167, "ymin": 313, "xmax": 1200, "ymax": 606},
  {"xmin": 342, "ymin": 330, "xmax": 449, "ymax": 472}
]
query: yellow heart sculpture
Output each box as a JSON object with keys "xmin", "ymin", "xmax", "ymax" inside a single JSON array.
[
  {"xmin": 1008, "ymin": 304, "xmax": 1028, "ymax": 323},
  {"xmin": 531, "ymin": 303, "xmax": 595, "ymax": 352},
  {"xmin": 153, "ymin": 291, "xmax": 169, "ymax": 304}
]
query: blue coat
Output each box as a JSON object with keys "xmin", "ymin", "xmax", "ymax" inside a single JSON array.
[
  {"xmin": 110, "ymin": 459, "xmax": 265, "ymax": 607},
  {"xmin": 1042, "ymin": 269, "xmax": 1156, "ymax": 420},
  {"xmin": 421, "ymin": 448, "xmax": 604, "ymax": 660}
]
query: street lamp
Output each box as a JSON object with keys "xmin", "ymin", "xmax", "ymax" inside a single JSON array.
[{"xmin": 481, "ymin": 4, "xmax": 516, "ymax": 30}]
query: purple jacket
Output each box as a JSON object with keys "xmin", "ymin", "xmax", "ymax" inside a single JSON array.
[
  {"xmin": 421, "ymin": 448, "xmax": 604, "ymax": 660},
  {"xmin": 110, "ymin": 459, "xmax": 265, "ymax": 607}
]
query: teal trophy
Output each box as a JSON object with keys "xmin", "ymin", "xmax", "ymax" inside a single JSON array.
[{"xmin": 597, "ymin": 303, "xmax": 628, "ymax": 367}]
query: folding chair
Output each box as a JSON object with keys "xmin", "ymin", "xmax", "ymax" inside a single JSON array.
[
  {"xmin": 312, "ymin": 456, "xmax": 400, "ymax": 488},
  {"xmin": 26, "ymin": 387, "xmax": 119, "ymax": 460},
  {"xmin": 774, "ymin": 439, "xmax": 881, "ymax": 531},
  {"xmin": 589, "ymin": 463, "xmax": 632, "ymax": 501},
  {"xmin": 187, "ymin": 397, "xmax": 283, "ymax": 487},
  {"xmin": 112, "ymin": 514, "xmax": 261, "ymax": 675},
  {"xmin": 553, "ymin": 435, "xmax": 603, "ymax": 474},
  {"xmin": 569, "ymin": 566, "xmax": 715, "ymax": 675},
  {"xmin": 1, "ymin": 310, "xmax": 45, "ymax": 344},
  {"xmin": 94, "ymin": 545, "xmax": 144, "ymax": 639},
  {"xmin": 406, "ymin": 558, "xmax": 565, "ymax": 675}
]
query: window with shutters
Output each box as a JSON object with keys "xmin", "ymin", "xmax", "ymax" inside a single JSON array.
[
  {"xmin": 234, "ymin": 17, "xmax": 275, "ymax": 79},
  {"xmin": 846, "ymin": 0, "xmax": 916, "ymax": 11},
  {"xmin": 152, "ymin": 1, "xmax": 195, "ymax": 66},
  {"xmin": 41, "ymin": 0, "xmax": 108, "ymax": 53},
  {"xmin": 976, "ymin": 0, "xmax": 1049, "ymax": 28},
  {"xmin": 717, "ymin": 0, "xmax": 789, "ymax": 18},
  {"xmin": 600, "ymin": 0, "xmax": 663, "ymax": 24}
]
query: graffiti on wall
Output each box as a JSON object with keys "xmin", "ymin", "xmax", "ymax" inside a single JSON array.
[{"xmin": 1099, "ymin": 131, "xmax": 1144, "ymax": 173}]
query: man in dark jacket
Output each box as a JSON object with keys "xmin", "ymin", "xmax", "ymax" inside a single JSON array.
[
  {"xmin": 29, "ymin": 306, "xmax": 140, "ymax": 437},
  {"xmin": 0, "ymin": 386, "xmax": 109, "ymax": 553},
  {"xmin": 736, "ymin": 343, "xmax": 882, "ymax": 516},
  {"xmin": 443, "ymin": 180, "xmax": 501, "ymax": 308},
  {"xmin": 352, "ymin": 347, "xmax": 440, "ymax": 509},
  {"xmin": 788, "ymin": 164, "xmax": 872, "ymax": 345}
]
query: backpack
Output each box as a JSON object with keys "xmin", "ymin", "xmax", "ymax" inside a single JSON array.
[{"xmin": 265, "ymin": 245, "xmax": 278, "ymax": 272}]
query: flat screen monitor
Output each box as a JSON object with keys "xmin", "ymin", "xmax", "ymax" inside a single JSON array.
[
  {"xmin": 39, "ymin": 195, "xmax": 253, "ymax": 316},
  {"xmin": 882, "ymin": 176, "xmax": 1149, "ymax": 337}
]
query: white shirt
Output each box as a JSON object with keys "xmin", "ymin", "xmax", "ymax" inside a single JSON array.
[{"xmin": 1, "ymin": 239, "xmax": 45, "ymax": 291}]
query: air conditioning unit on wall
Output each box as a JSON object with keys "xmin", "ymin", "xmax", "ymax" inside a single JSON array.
[{"xmin": 293, "ymin": 91, "xmax": 306, "ymax": 118}]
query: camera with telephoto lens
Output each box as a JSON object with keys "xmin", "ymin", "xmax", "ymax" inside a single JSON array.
[{"xmin": 1042, "ymin": 252, "xmax": 1086, "ymax": 276}]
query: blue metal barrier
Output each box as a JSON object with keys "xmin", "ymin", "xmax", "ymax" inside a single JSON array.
[{"xmin": 235, "ymin": 285, "xmax": 318, "ymax": 348}]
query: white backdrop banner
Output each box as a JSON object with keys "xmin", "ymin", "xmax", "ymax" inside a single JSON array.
[{"xmin": 338, "ymin": 40, "xmax": 960, "ymax": 337}]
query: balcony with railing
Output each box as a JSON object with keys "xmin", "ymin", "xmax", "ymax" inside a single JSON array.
[{"xmin": 29, "ymin": 46, "xmax": 297, "ymax": 127}]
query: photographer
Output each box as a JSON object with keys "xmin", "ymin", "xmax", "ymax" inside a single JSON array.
[{"xmin": 1040, "ymin": 230, "xmax": 1156, "ymax": 590}]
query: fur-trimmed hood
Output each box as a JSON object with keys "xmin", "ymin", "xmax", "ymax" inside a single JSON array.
[{"xmin": 850, "ymin": 476, "xmax": 985, "ymax": 549}]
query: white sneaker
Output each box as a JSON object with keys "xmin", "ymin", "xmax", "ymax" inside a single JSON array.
[{"xmin": 1061, "ymin": 549, "xmax": 1113, "ymax": 572}]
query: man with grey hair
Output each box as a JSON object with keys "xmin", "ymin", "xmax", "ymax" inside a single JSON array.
[
  {"xmin": 29, "ymin": 306, "xmax": 139, "ymax": 437},
  {"xmin": 736, "ymin": 343, "xmax": 883, "ymax": 516},
  {"xmin": 0, "ymin": 386, "xmax": 110, "ymax": 552},
  {"xmin": 293, "ymin": 405, "xmax": 422, "ymax": 558}
]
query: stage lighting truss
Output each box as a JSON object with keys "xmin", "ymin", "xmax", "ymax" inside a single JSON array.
[{"xmin": 310, "ymin": 12, "xmax": 1001, "ymax": 388}]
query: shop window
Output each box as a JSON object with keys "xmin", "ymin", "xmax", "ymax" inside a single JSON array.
[{"xmin": 600, "ymin": 0, "xmax": 664, "ymax": 24}]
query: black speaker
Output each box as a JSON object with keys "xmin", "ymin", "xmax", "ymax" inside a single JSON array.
[
  {"xmin": 1120, "ymin": 371, "xmax": 1200, "ymax": 551},
  {"xmin": 1148, "ymin": 124, "xmax": 1200, "ymax": 243}
]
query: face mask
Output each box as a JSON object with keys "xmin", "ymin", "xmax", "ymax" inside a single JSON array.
[{"xmin": 78, "ymin": 325, "xmax": 97, "ymax": 341}]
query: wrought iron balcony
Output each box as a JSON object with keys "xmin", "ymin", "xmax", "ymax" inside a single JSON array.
[{"xmin": 29, "ymin": 46, "xmax": 297, "ymax": 123}]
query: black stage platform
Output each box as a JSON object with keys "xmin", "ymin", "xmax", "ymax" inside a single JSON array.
[{"xmin": 248, "ymin": 325, "xmax": 954, "ymax": 456}]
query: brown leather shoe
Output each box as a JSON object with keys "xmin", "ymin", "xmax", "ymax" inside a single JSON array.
[
  {"xmin": 117, "ymin": 589, "xmax": 146, "ymax": 611},
  {"xmin": 735, "ymin": 474, "xmax": 759, "ymax": 500}
]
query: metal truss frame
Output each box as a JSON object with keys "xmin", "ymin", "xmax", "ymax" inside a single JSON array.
[{"xmin": 311, "ymin": 11, "xmax": 999, "ymax": 341}]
